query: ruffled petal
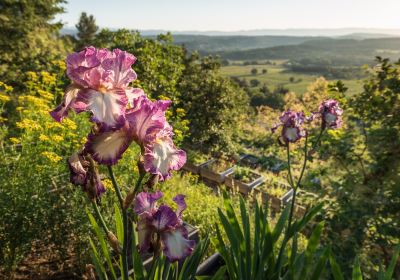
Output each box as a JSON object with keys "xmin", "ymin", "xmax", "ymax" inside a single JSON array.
[
  {"xmin": 126, "ymin": 88, "xmax": 145, "ymax": 108},
  {"xmin": 151, "ymin": 205, "xmax": 179, "ymax": 232},
  {"xmin": 66, "ymin": 46, "xmax": 103, "ymax": 87},
  {"xmin": 133, "ymin": 191, "xmax": 163, "ymax": 216},
  {"xmin": 173, "ymin": 194, "xmax": 186, "ymax": 221},
  {"xmin": 137, "ymin": 218, "xmax": 154, "ymax": 253},
  {"xmin": 78, "ymin": 89, "xmax": 128, "ymax": 130},
  {"xmin": 161, "ymin": 226, "xmax": 195, "ymax": 262},
  {"xmin": 50, "ymin": 84, "xmax": 83, "ymax": 122},
  {"xmin": 126, "ymin": 96, "xmax": 170, "ymax": 144},
  {"xmin": 68, "ymin": 152, "xmax": 87, "ymax": 186},
  {"xmin": 143, "ymin": 136, "xmax": 186, "ymax": 181},
  {"xmin": 85, "ymin": 127, "xmax": 132, "ymax": 165},
  {"xmin": 102, "ymin": 49, "xmax": 137, "ymax": 89}
]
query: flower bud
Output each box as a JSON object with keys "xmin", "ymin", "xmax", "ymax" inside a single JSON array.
[
  {"xmin": 107, "ymin": 231, "xmax": 121, "ymax": 254},
  {"xmin": 84, "ymin": 264, "xmax": 96, "ymax": 280},
  {"xmin": 124, "ymin": 190, "xmax": 136, "ymax": 209},
  {"xmin": 137, "ymin": 158, "xmax": 146, "ymax": 176}
]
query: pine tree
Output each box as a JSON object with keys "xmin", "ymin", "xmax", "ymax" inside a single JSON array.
[{"xmin": 76, "ymin": 12, "xmax": 98, "ymax": 49}]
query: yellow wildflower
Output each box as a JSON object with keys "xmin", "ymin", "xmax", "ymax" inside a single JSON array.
[
  {"xmin": 37, "ymin": 89, "xmax": 54, "ymax": 100},
  {"xmin": 51, "ymin": 135, "xmax": 64, "ymax": 143},
  {"xmin": 0, "ymin": 93, "xmax": 10, "ymax": 103},
  {"xmin": 41, "ymin": 151, "xmax": 62, "ymax": 163},
  {"xmin": 102, "ymin": 179, "xmax": 114, "ymax": 192},
  {"xmin": 62, "ymin": 118, "xmax": 77, "ymax": 130},
  {"xmin": 16, "ymin": 119, "xmax": 41, "ymax": 130},
  {"xmin": 176, "ymin": 108, "xmax": 185, "ymax": 115},
  {"xmin": 9, "ymin": 137, "xmax": 20, "ymax": 144},
  {"xmin": 39, "ymin": 134, "xmax": 50, "ymax": 142}
]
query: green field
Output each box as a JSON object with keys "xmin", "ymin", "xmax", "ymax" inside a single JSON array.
[{"xmin": 221, "ymin": 62, "xmax": 363, "ymax": 96}]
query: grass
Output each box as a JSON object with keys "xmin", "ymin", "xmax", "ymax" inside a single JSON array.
[{"xmin": 220, "ymin": 61, "xmax": 363, "ymax": 96}]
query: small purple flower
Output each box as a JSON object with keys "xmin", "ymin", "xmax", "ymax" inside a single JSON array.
[
  {"xmin": 133, "ymin": 192, "xmax": 195, "ymax": 262},
  {"xmin": 50, "ymin": 47, "xmax": 142, "ymax": 130},
  {"xmin": 272, "ymin": 110, "xmax": 306, "ymax": 143},
  {"xmin": 68, "ymin": 152, "xmax": 105, "ymax": 199},
  {"xmin": 318, "ymin": 99, "xmax": 343, "ymax": 129}
]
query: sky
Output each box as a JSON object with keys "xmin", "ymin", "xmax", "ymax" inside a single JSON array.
[{"xmin": 58, "ymin": 0, "xmax": 400, "ymax": 31}]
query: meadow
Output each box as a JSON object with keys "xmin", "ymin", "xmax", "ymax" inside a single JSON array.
[{"xmin": 221, "ymin": 60, "xmax": 364, "ymax": 96}]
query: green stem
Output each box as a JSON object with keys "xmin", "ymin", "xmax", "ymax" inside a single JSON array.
[
  {"xmin": 108, "ymin": 165, "xmax": 124, "ymax": 207},
  {"xmin": 91, "ymin": 201, "xmax": 109, "ymax": 234},
  {"xmin": 107, "ymin": 166, "xmax": 129, "ymax": 280},
  {"xmin": 311, "ymin": 127, "xmax": 325, "ymax": 151},
  {"xmin": 287, "ymin": 134, "xmax": 308, "ymax": 234}
]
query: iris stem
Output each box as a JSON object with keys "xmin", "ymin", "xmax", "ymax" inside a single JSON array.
[
  {"xmin": 108, "ymin": 166, "xmax": 124, "ymax": 207},
  {"xmin": 91, "ymin": 200, "xmax": 109, "ymax": 234},
  {"xmin": 107, "ymin": 166, "xmax": 129, "ymax": 280},
  {"xmin": 287, "ymin": 134, "xmax": 308, "ymax": 235}
]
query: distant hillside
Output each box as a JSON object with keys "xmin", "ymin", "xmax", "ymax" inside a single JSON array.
[
  {"xmin": 216, "ymin": 37, "xmax": 400, "ymax": 65},
  {"xmin": 167, "ymin": 35, "xmax": 326, "ymax": 52}
]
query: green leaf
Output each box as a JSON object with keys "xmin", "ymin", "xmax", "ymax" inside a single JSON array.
[
  {"xmin": 310, "ymin": 248, "xmax": 329, "ymax": 280},
  {"xmin": 87, "ymin": 209, "xmax": 117, "ymax": 280},
  {"xmin": 352, "ymin": 257, "xmax": 363, "ymax": 280},
  {"xmin": 329, "ymin": 254, "xmax": 345, "ymax": 280},
  {"xmin": 384, "ymin": 244, "xmax": 400, "ymax": 280}
]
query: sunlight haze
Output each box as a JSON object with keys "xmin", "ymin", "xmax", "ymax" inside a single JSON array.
[{"xmin": 58, "ymin": 0, "xmax": 400, "ymax": 31}]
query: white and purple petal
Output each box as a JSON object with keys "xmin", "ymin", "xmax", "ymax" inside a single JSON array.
[
  {"xmin": 102, "ymin": 49, "xmax": 137, "ymax": 89},
  {"xmin": 126, "ymin": 96, "xmax": 170, "ymax": 144},
  {"xmin": 133, "ymin": 191, "xmax": 163, "ymax": 216},
  {"xmin": 126, "ymin": 88, "xmax": 145, "ymax": 108},
  {"xmin": 137, "ymin": 218, "xmax": 154, "ymax": 253},
  {"xmin": 85, "ymin": 127, "xmax": 132, "ymax": 165},
  {"xmin": 143, "ymin": 137, "xmax": 186, "ymax": 181},
  {"xmin": 66, "ymin": 46, "xmax": 103, "ymax": 87},
  {"xmin": 173, "ymin": 194, "xmax": 187, "ymax": 221},
  {"xmin": 151, "ymin": 205, "xmax": 180, "ymax": 232},
  {"xmin": 68, "ymin": 152, "xmax": 87, "ymax": 186},
  {"xmin": 161, "ymin": 226, "xmax": 195, "ymax": 262},
  {"xmin": 50, "ymin": 84, "xmax": 84, "ymax": 122},
  {"xmin": 77, "ymin": 89, "xmax": 128, "ymax": 130}
]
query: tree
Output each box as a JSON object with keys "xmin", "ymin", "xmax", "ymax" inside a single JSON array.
[
  {"xmin": 250, "ymin": 79, "xmax": 260, "ymax": 87},
  {"xmin": 251, "ymin": 68, "xmax": 258, "ymax": 75},
  {"xmin": 76, "ymin": 12, "xmax": 98, "ymax": 49},
  {"xmin": 289, "ymin": 76, "xmax": 295, "ymax": 83},
  {"xmin": 179, "ymin": 54, "xmax": 249, "ymax": 153},
  {"xmin": 0, "ymin": 0, "xmax": 67, "ymax": 83},
  {"xmin": 262, "ymin": 69, "xmax": 268, "ymax": 74}
]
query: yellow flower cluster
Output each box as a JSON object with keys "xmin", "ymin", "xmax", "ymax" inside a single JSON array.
[
  {"xmin": 102, "ymin": 179, "xmax": 114, "ymax": 192},
  {"xmin": 51, "ymin": 135, "xmax": 64, "ymax": 143},
  {"xmin": 16, "ymin": 119, "xmax": 42, "ymax": 130},
  {"xmin": 9, "ymin": 137, "xmax": 20, "ymax": 144},
  {"xmin": 41, "ymin": 151, "xmax": 63, "ymax": 163},
  {"xmin": 39, "ymin": 134, "xmax": 50, "ymax": 142}
]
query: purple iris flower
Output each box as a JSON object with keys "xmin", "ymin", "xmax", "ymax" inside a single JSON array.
[
  {"xmin": 133, "ymin": 192, "xmax": 195, "ymax": 262},
  {"xmin": 84, "ymin": 96, "xmax": 186, "ymax": 180},
  {"xmin": 272, "ymin": 110, "xmax": 306, "ymax": 143},
  {"xmin": 50, "ymin": 47, "xmax": 144, "ymax": 131},
  {"xmin": 318, "ymin": 99, "xmax": 343, "ymax": 129}
]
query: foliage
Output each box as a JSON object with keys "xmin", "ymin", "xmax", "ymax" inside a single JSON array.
[
  {"xmin": 87, "ymin": 204, "xmax": 212, "ymax": 280},
  {"xmin": 0, "ymin": 70, "xmax": 93, "ymax": 273},
  {"xmin": 178, "ymin": 53, "xmax": 249, "ymax": 153},
  {"xmin": 216, "ymin": 194, "xmax": 328, "ymax": 279},
  {"xmin": 0, "ymin": 0, "xmax": 71, "ymax": 83},
  {"xmin": 75, "ymin": 12, "xmax": 98, "ymax": 49}
]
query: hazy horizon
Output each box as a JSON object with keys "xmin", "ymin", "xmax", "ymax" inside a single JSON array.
[{"xmin": 58, "ymin": 0, "xmax": 400, "ymax": 32}]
